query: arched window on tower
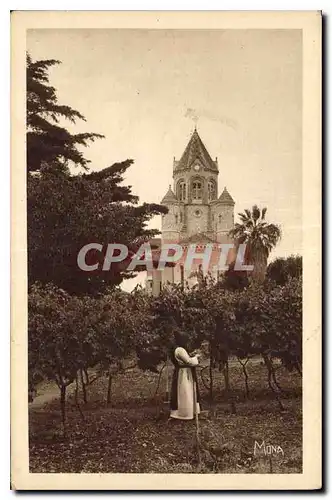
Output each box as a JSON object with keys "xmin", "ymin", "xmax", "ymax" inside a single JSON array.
[
  {"xmin": 208, "ymin": 180, "xmax": 217, "ymax": 201},
  {"xmin": 175, "ymin": 214, "xmax": 178, "ymax": 224},
  {"xmin": 218, "ymin": 214, "xmax": 222, "ymax": 224},
  {"xmin": 177, "ymin": 181, "xmax": 186, "ymax": 201},
  {"xmin": 192, "ymin": 180, "xmax": 203, "ymax": 200}
]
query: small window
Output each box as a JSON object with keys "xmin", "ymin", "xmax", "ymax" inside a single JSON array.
[
  {"xmin": 175, "ymin": 214, "xmax": 178, "ymax": 224},
  {"xmin": 218, "ymin": 214, "xmax": 222, "ymax": 223},
  {"xmin": 180, "ymin": 212, "xmax": 183, "ymax": 223}
]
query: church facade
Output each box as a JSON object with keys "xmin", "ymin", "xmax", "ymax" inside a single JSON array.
[{"xmin": 146, "ymin": 129, "xmax": 236, "ymax": 295}]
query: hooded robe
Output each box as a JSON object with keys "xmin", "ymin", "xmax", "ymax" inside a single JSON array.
[{"xmin": 170, "ymin": 346, "xmax": 200, "ymax": 420}]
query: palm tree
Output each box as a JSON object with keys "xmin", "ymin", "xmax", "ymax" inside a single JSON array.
[{"xmin": 228, "ymin": 205, "xmax": 281, "ymax": 283}]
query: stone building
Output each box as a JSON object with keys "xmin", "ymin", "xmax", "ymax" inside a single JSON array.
[{"xmin": 146, "ymin": 128, "xmax": 235, "ymax": 295}]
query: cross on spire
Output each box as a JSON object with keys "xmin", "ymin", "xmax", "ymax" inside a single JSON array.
[{"xmin": 184, "ymin": 108, "xmax": 199, "ymax": 130}]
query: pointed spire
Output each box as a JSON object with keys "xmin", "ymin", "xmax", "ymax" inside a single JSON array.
[
  {"xmin": 161, "ymin": 184, "xmax": 177, "ymax": 204},
  {"xmin": 174, "ymin": 129, "xmax": 218, "ymax": 173},
  {"xmin": 218, "ymin": 187, "xmax": 235, "ymax": 205}
]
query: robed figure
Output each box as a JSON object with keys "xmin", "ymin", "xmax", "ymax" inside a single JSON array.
[{"xmin": 170, "ymin": 333, "xmax": 201, "ymax": 420}]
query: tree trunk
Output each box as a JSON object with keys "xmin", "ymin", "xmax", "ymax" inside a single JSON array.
[
  {"xmin": 237, "ymin": 357, "xmax": 250, "ymax": 398},
  {"xmin": 222, "ymin": 358, "xmax": 235, "ymax": 412},
  {"xmin": 296, "ymin": 361, "xmax": 302, "ymax": 376},
  {"xmin": 84, "ymin": 368, "xmax": 89, "ymax": 385},
  {"xmin": 209, "ymin": 350, "xmax": 214, "ymax": 403},
  {"xmin": 60, "ymin": 385, "xmax": 67, "ymax": 438},
  {"xmin": 106, "ymin": 369, "xmax": 112, "ymax": 405},
  {"xmin": 263, "ymin": 354, "xmax": 284, "ymax": 410},
  {"xmin": 264, "ymin": 355, "xmax": 283, "ymax": 391},
  {"xmin": 271, "ymin": 364, "xmax": 283, "ymax": 392},
  {"xmin": 223, "ymin": 359, "xmax": 230, "ymax": 398},
  {"xmin": 251, "ymin": 250, "xmax": 267, "ymax": 283},
  {"xmin": 80, "ymin": 368, "xmax": 87, "ymax": 404},
  {"xmin": 269, "ymin": 456, "xmax": 273, "ymax": 474},
  {"xmin": 242, "ymin": 362, "xmax": 250, "ymax": 398},
  {"xmin": 154, "ymin": 362, "xmax": 166, "ymax": 399},
  {"xmin": 74, "ymin": 375, "xmax": 85, "ymax": 421}
]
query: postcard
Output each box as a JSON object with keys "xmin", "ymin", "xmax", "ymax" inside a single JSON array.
[{"xmin": 11, "ymin": 10, "xmax": 322, "ymax": 490}]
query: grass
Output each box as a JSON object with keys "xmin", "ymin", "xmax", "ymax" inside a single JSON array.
[{"xmin": 29, "ymin": 358, "xmax": 302, "ymax": 473}]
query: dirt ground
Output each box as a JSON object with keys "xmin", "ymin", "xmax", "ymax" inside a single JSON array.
[{"xmin": 29, "ymin": 359, "xmax": 302, "ymax": 474}]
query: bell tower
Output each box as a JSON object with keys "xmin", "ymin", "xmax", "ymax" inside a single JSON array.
[
  {"xmin": 149, "ymin": 128, "xmax": 236, "ymax": 292},
  {"xmin": 162, "ymin": 128, "xmax": 222, "ymax": 242}
]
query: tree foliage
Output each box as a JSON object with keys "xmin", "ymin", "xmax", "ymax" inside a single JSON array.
[
  {"xmin": 27, "ymin": 55, "xmax": 168, "ymax": 293},
  {"xmin": 28, "ymin": 162, "xmax": 167, "ymax": 294},
  {"xmin": 27, "ymin": 53, "xmax": 104, "ymax": 173},
  {"xmin": 134, "ymin": 276, "xmax": 302, "ymax": 382},
  {"xmin": 29, "ymin": 283, "xmax": 142, "ymax": 430},
  {"xmin": 29, "ymin": 276, "xmax": 302, "ymax": 394},
  {"xmin": 29, "ymin": 271, "xmax": 302, "ymax": 433},
  {"xmin": 267, "ymin": 255, "xmax": 302, "ymax": 286}
]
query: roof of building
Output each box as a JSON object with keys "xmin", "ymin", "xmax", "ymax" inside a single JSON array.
[
  {"xmin": 218, "ymin": 187, "xmax": 235, "ymax": 205},
  {"xmin": 174, "ymin": 129, "xmax": 218, "ymax": 173},
  {"xmin": 180, "ymin": 232, "xmax": 217, "ymax": 244},
  {"xmin": 161, "ymin": 185, "xmax": 178, "ymax": 204}
]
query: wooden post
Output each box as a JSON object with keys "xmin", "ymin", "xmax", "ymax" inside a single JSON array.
[
  {"xmin": 165, "ymin": 356, "xmax": 169, "ymax": 402},
  {"xmin": 193, "ymin": 368, "xmax": 201, "ymax": 470}
]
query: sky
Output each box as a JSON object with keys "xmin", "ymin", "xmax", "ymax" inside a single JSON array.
[{"xmin": 27, "ymin": 28, "xmax": 302, "ymax": 291}]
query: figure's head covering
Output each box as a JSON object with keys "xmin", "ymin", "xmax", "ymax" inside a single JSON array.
[{"xmin": 174, "ymin": 331, "xmax": 189, "ymax": 349}]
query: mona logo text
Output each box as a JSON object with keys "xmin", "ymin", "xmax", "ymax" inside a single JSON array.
[{"xmin": 254, "ymin": 440, "xmax": 284, "ymax": 456}]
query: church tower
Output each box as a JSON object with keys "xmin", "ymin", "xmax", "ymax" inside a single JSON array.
[{"xmin": 146, "ymin": 129, "xmax": 236, "ymax": 293}]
